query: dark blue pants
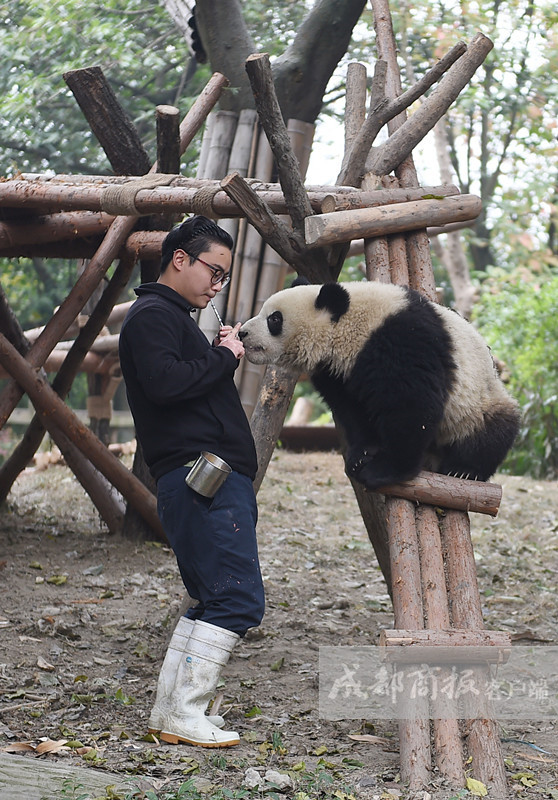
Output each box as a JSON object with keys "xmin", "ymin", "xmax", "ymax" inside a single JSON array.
[{"xmin": 156, "ymin": 466, "xmax": 265, "ymax": 637}]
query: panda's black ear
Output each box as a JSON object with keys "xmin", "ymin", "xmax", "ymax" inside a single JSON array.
[
  {"xmin": 315, "ymin": 283, "xmax": 350, "ymax": 323},
  {"xmin": 290, "ymin": 275, "xmax": 310, "ymax": 288}
]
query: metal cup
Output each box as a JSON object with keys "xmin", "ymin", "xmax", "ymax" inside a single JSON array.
[{"xmin": 185, "ymin": 451, "xmax": 232, "ymax": 498}]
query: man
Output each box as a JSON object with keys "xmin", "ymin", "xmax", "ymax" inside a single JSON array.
[{"xmin": 119, "ymin": 215, "xmax": 265, "ymax": 748}]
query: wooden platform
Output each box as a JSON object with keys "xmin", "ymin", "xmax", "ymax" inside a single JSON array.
[{"xmin": 0, "ymin": 752, "xmax": 131, "ymax": 800}]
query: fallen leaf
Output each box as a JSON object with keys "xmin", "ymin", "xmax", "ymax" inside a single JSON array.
[
  {"xmin": 466, "ymin": 777, "xmax": 488, "ymax": 796},
  {"xmin": 37, "ymin": 656, "xmax": 55, "ymax": 672},
  {"xmin": 0, "ymin": 742, "xmax": 35, "ymax": 753},
  {"xmin": 348, "ymin": 734, "xmax": 391, "ymax": 746},
  {"xmin": 35, "ymin": 739, "xmax": 68, "ymax": 755},
  {"xmin": 46, "ymin": 575, "xmax": 67, "ymax": 586}
]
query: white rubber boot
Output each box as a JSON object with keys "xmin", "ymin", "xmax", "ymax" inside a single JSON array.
[
  {"xmin": 148, "ymin": 616, "xmax": 224, "ymax": 734},
  {"xmin": 160, "ymin": 620, "xmax": 240, "ymax": 747}
]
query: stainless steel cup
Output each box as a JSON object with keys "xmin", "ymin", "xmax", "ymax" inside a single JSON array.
[{"xmin": 185, "ymin": 451, "xmax": 232, "ymax": 498}]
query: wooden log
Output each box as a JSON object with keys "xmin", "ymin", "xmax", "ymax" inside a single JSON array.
[
  {"xmin": 0, "ymin": 332, "xmax": 164, "ymax": 539},
  {"xmin": 0, "ymin": 72, "xmax": 228, "ymax": 430},
  {"xmin": 0, "ymin": 253, "xmax": 135, "ymax": 510},
  {"xmin": 156, "ymin": 105, "xmax": 181, "ymax": 174},
  {"xmin": 377, "ymin": 470, "xmax": 502, "ymax": 517},
  {"xmin": 339, "ymin": 42, "xmax": 467, "ymax": 187},
  {"xmin": 348, "ymin": 218, "xmax": 479, "ymax": 255},
  {"xmin": 0, "ymin": 211, "xmax": 115, "ymax": 248},
  {"xmin": 367, "ymin": 34, "xmax": 494, "ymax": 178},
  {"xmin": 0, "ymin": 751, "xmax": 130, "ymax": 800},
  {"xmin": 305, "ymin": 194, "xmax": 482, "ymax": 248},
  {"xmin": 0, "ymin": 178, "xmax": 459, "ymax": 219},
  {"xmin": 415, "ymin": 505, "xmax": 464, "ymax": 783},
  {"xmin": 220, "ymin": 172, "xmax": 302, "ymax": 271},
  {"xmin": 440, "ymin": 510, "xmax": 509, "ymax": 798},
  {"xmin": 251, "ymin": 365, "xmax": 301, "ymax": 494},
  {"xmin": 379, "ymin": 628, "xmax": 511, "ymax": 661},
  {"xmin": 245, "ymin": 53, "xmax": 313, "ymax": 233},
  {"xmin": 344, "ymin": 62, "xmax": 368, "ymax": 156},
  {"xmin": 386, "ymin": 497, "xmax": 431, "ymax": 789},
  {"xmin": 64, "ymin": 66, "xmax": 151, "ymax": 176}
]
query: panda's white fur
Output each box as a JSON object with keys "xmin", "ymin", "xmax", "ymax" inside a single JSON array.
[{"xmin": 240, "ymin": 281, "xmax": 520, "ymax": 487}]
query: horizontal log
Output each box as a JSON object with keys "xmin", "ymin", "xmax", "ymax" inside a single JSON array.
[
  {"xmin": 0, "ymin": 350, "xmax": 112, "ymax": 379},
  {"xmin": 376, "ymin": 470, "xmax": 502, "ymax": 517},
  {"xmin": 348, "ymin": 219, "xmax": 477, "ymax": 256},
  {"xmin": 305, "ymin": 195, "xmax": 482, "ymax": 247},
  {"xmin": 0, "ymin": 211, "xmax": 115, "ymax": 248},
  {"xmin": 379, "ymin": 629, "xmax": 511, "ymax": 664},
  {"xmin": 0, "ymin": 176, "xmax": 459, "ymax": 219}
]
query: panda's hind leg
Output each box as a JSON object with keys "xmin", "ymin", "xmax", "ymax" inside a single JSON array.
[{"xmin": 346, "ymin": 436, "xmax": 426, "ymax": 490}]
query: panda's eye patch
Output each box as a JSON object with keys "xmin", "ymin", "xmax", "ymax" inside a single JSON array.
[{"xmin": 267, "ymin": 310, "xmax": 283, "ymax": 336}]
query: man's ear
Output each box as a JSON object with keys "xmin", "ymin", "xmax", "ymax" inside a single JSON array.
[{"xmin": 172, "ymin": 249, "xmax": 188, "ymax": 270}]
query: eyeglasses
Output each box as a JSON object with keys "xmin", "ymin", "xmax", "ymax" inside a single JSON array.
[{"xmin": 184, "ymin": 251, "xmax": 231, "ymax": 288}]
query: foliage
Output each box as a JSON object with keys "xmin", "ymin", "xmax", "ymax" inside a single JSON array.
[
  {"xmin": 391, "ymin": 0, "xmax": 558, "ymax": 272},
  {"xmin": 0, "ymin": 0, "xmax": 205, "ymax": 176},
  {"xmin": 473, "ymin": 267, "xmax": 558, "ymax": 477}
]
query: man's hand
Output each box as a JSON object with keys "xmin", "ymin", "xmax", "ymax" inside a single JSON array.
[{"xmin": 217, "ymin": 323, "xmax": 245, "ymax": 359}]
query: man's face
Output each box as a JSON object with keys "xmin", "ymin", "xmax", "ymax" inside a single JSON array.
[{"xmin": 171, "ymin": 243, "xmax": 232, "ymax": 308}]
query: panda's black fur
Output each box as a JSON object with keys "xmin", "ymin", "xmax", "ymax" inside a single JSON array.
[{"xmin": 240, "ymin": 281, "xmax": 520, "ymax": 489}]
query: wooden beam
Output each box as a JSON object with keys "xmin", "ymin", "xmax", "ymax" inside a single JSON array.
[
  {"xmin": 305, "ymin": 194, "xmax": 482, "ymax": 248},
  {"xmin": 378, "ymin": 470, "xmax": 502, "ymax": 517}
]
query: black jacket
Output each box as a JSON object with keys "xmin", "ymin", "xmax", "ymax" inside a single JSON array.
[{"xmin": 119, "ymin": 283, "xmax": 257, "ymax": 481}]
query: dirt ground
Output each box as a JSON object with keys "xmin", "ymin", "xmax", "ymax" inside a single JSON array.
[{"xmin": 1, "ymin": 449, "xmax": 557, "ymax": 799}]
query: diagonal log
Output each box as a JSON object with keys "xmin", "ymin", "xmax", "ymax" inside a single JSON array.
[
  {"xmin": 245, "ymin": 53, "xmax": 313, "ymax": 233},
  {"xmin": 0, "ymin": 252, "xmax": 136, "ymax": 504},
  {"xmin": 338, "ymin": 40, "xmax": 468, "ymax": 187},
  {"xmin": 366, "ymin": 33, "xmax": 494, "ymax": 178},
  {"xmin": 0, "ymin": 333, "xmax": 163, "ymax": 539},
  {"xmin": 0, "ymin": 72, "xmax": 228, "ymax": 431}
]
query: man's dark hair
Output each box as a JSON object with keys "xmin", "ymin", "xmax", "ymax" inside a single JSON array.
[{"xmin": 160, "ymin": 216, "xmax": 234, "ymax": 272}]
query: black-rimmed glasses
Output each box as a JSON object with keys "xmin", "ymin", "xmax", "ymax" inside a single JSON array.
[{"xmin": 184, "ymin": 251, "xmax": 231, "ymax": 287}]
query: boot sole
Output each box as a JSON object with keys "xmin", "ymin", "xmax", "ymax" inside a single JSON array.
[{"xmin": 159, "ymin": 731, "xmax": 239, "ymax": 748}]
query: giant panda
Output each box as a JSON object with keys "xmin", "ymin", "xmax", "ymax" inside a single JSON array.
[{"xmin": 239, "ymin": 281, "xmax": 520, "ymax": 489}]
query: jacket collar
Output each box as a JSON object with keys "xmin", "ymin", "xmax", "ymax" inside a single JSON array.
[{"xmin": 134, "ymin": 282, "xmax": 196, "ymax": 313}]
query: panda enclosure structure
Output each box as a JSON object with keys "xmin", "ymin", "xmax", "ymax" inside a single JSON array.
[{"xmin": 0, "ymin": 2, "xmax": 513, "ymax": 796}]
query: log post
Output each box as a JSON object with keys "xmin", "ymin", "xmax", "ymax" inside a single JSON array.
[
  {"xmin": 416, "ymin": 505, "xmax": 465, "ymax": 784},
  {"xmin": 386, "ymin": 497, "xmax": 432, "ymax": 789},
  {"xmin": 440, "ymin": 511, "xmax": 509, "ymax": 797}
]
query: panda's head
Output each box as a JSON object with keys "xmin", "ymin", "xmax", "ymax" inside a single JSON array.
[{"xmin": 240, "ymin": 282, "xmax": 350, "ymax": 370}]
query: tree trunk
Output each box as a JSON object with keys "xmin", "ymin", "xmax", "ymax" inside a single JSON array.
[{"xmin": 180, "ymin": 0, "xmax": 366, "ymax": 123}]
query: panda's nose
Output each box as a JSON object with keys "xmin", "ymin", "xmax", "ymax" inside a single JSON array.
[{"xmin": 238, "ymin": 329, "xmax": 247, "ymax": 341}]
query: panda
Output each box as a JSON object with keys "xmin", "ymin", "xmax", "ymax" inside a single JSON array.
[{"xmin": 239, "ymin": 281, "xmax": 520, "ymax": 490}]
